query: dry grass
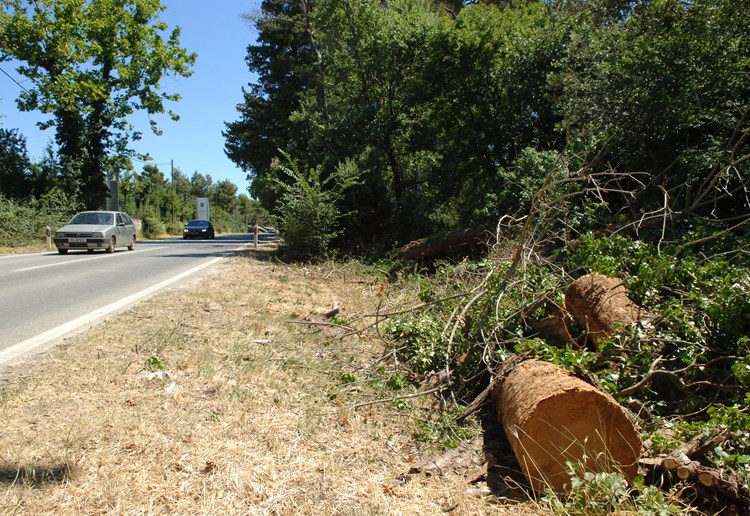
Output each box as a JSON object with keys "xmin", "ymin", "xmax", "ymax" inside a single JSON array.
[
  {"xmin": 0, "ymin": 243, "xmax": 50, "ymax": 256},
  {"xmin": 0, "ymin": 251, "xmax": 546, "ymax": 514}
]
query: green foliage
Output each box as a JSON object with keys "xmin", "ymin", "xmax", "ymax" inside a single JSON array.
[
  {"xmin": 0, "ymin": 0, "xmax": 196, "ymax": 209},
  {"xmin": 552, "ymin": 0, "xmax": 750, "ymax": 222},
  {"xmin": 0, "ymin": 128, "xmax": 33, "ymax": 199},
  {"xmin": 565, "ymin": 232, "xmax": 750, "ymax": 346},
  {"xmin": 0, "ymin": 190, "xmax": 78, "ymax": 247},
  {"xmin": 557, "ymin": 232, "xmax": 750, "ymax": 418},
  {"xmin": 144, "ymin": 355, "xmax": 164, "ymax": 372},
  {"xmin": 227, "ymin": 0, "xmax": 749, "ymax": 256},
  {"xmin": 413, "ymin": 408, "xmax": 473, "ymax": 449},
  {"xmin": 384, "ymin": 314, "xmax": 445, "ymax": 374},
  {"xmin": 546, "ymin": 466, "xmax": 681, "ymax": 515},
  {"xmin": 272, "ymin": 151, "xmax": 357, "ymax": 261},
  {"xmin": 338, "ymin": 371, "xmax": 357, "ymax": 385},
  {"xmin": 140, "ymin": 206, "xmax": 165, "ymax": 238}
]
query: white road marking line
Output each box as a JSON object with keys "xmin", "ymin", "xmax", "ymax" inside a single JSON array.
[
  {"xmin": 0, "ymin": 255, "xmax": 225, "ymax": 366},
  {"xmin": 13, "ymin": 247, "xmax": 167, "ymax": 272}
]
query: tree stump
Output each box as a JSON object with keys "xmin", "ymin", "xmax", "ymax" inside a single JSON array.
[
  {"xmin": 493, "ymin": 359, "xmax": 641, "ymax": 493},
  {"xmin": 565, "ymin": 274, "xmax": 639, "ymax": 347}
]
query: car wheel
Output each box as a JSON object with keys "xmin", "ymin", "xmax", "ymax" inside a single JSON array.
[
  {"xmin": 210, "ymin": 230, "xmax": 215, "ymax": 239},
  {"xmin": 88, "ymin": 249, "xmax": 94, "ymax": 253},
  {"xmin": 128, "ymin": 235, "xmax": 136, "ymax": 251},
  {"xmin": 58, "ymin": 248, "xmax": 68, "ymax": 255},
  {"xmin": 106, "ymin": 237, "xmax": 115, "ymax": 254},
  {"xmin": 183, "ymin": 235, "xmax": 188, "ymax": 239}
]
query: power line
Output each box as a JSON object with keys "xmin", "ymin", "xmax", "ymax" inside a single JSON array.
[
  {"xmin": 130, "ymin": 156, "xmax": 172, "ymax": 167},
  {"xmin": 0, "ymin": 66, "xmax": 29, "ymax": 93}
]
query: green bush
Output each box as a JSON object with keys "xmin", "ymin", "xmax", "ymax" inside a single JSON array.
[
  {"xmin": 546, "ymin": 466, "xmax": 681, "ymax": 515},
  {"xmin": 384, "ymin": 314, "xmax": 445, "ymax": 374},
  {"xmin": 140, "ymin": 207, "xmax": 165, "ymax": 238},
  {"xmin": 272, "ymin": 152, "xmax": 358, "ymax": 261},
  {"xmin": 165, "ymin": 221, "xmax": 184, "ymax": 235},
  {"xmin": 0, "ymin": 190, "xmax": 78, "ymax": 247}
]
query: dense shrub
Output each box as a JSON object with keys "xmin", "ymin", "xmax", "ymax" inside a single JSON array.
[
  {"xmin": 272, "ymin": 152, "xmax": 358, "ymax": 261},
  {"xmin": 140, "ymin": 207, "xmax": 165, "ymax": 238},
  {"xmin": 0, "ymin": 190, "xmax": 78, "ymax": 247}
]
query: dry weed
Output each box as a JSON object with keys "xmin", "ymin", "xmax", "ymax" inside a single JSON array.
[{"xmin": 0, "ymin": 252, "xmax": 546, "ymax": 515}]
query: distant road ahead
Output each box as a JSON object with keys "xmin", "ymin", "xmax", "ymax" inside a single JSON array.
[{"xmin": 0, "ymin": 234, "xmax": 253, "ymax": 367}]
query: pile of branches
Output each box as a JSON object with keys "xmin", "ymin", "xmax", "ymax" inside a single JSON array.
[{"xmin": 348, "ymin": 159, "xmax": 750, "ymax": 511}]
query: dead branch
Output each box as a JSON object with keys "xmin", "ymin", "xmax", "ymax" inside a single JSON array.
[
  {"xmin": 673, "ymin": 215, "xmax": 750, "ymax": 258},
  {"xmin": 641, "ymin": 431, "xmax": 750, "ymax": 511},
  {"xmin": 287, "ymin": 319, "xmax": 355, "ymax": 332},
  {"xmin": 353, "ymin": 384, "xmax": 448, "ymax": 410}
]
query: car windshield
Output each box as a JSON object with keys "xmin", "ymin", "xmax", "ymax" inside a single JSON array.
[
  {"xmin": 71, "ymin": 212, "xmax": 113, "ymax": 225},
  {"xmin": 188, "ymin": 220, "xmax": 209, "ymax": 227}
]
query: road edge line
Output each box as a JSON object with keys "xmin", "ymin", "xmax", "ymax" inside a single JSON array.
[{"xmin": 0, "ymin": 256, "xmax": 225, "ymax": 366}]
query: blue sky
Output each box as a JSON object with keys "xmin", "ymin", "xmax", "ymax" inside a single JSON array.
[{"xmin": 0, "ymin": 0, "xmax": 260, "ymax": 194}]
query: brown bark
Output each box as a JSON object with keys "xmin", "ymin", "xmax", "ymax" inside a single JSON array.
[
  {"xmin": 639, "ymin": 432, "xmax": 749, "ymax": 511},
  {"xmin": 529, "ymin": 315, "xmax": 575, "ymax": 345},
  {"xmin": 492, "ymin": 359, "xmax": 641, "ymax": 493},
  {"xmin": 565, "ymin": 274, "xmax": 640, "ymax": 347},
  {"xmin": 397, "ymin": 228, "xmax": 486, "ymax": 260}
]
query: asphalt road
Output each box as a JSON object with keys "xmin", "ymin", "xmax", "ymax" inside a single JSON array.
[{"xmin": 0, "ymin": 234, "xmax": 253, "ymax": 367}]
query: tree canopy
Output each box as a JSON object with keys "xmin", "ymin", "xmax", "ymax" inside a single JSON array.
[
  {"xmin": 0, "ymin": 0, "xmax": 196, "ymax": 209},
  {"xmin": 226, "ymin": 0, "xmax": 749, "ymax": 254}
]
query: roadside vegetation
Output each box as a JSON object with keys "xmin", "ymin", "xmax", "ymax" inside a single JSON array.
[
  {"xmin": 223, "ymin": 0, "xmax": 749, "ymax": 512},
  {"xmin": 2, "ymin": 0, "xmax": 749, "ymax": 513},
  {"xmin": 0, "ymin": 253, "xmax": 542, "ymax": 514}
]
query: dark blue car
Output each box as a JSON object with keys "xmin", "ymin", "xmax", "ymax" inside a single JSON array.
[{"xmin": 183, "ymin": 219, "xmax": 215, "ymax": 239}]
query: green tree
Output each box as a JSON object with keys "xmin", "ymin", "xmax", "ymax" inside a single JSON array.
[
  {"xmin": 551, "ymin": 0, "xmax": 750, "ymax": 228},
  {"xmin": 189, "ymin": 171, "xmax": 212, "ymax": 198},
  {"xmin": 224, "ymin": 0, "xmax": 324, "ymax": 208},
  {"xmin": 237, "ymin": 193, "xmax": 268, "ymax": 227},
  {"xmin": 28, "ymin": 143, "xmax": 62, "ymax": 196},
  {"xmin": 137, "ymin": 164, "xmax": 168, "ymax": 213},
  {"xmin": 0, "ymin": 0, "xmax": 196, "ymax": 210},
  {"xmin": 310, "ymin": 0, "xmax": 443, "ymax": 240},
  {"xmin": 273, "ymin": 150, "xmax": 356, "ymax": 261},
  {"xmin": 0, "ymin": 127, "xmax": 32, "ymax": 198},
  {"xmin": 419, "ymin": 2, "xmax": 563, "ymax": 225}
]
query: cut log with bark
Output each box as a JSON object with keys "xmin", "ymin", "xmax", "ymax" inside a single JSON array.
[
  {"xmin": 639, "ymin": 432, "xmax": 750, "ymax": 512},
  {"xmin": 492, "ymin": 359, "xmax": 641, "ymax": 493},
  {"xmin": 397, "ymin": 227, "xmax": 487, "ymax": 260},
  {"xmin": 529, "ymin": 314, "xmax": 575, "ymax": 345},
  {"xmin": 565, "ymin": 274, "xmax": 640, "ymax": 347}
]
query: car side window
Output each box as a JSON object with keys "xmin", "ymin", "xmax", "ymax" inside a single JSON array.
[{"xmin": 116, "ymin": 214, "xmax": 123, "ymax": 225}]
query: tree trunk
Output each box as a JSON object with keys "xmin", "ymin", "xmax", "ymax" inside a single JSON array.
[
  {"xmin": 397, "ymin": 227, "xmax": 486, "ymax": 259},
  {"xmin": 565, "ymin": 274, "xmax": 640, "ymax": 348},
  {"xmin": 493, "ymin": 359, "xmax": 641, "ymax": 493}
]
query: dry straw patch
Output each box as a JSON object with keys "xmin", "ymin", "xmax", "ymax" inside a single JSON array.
[{"xmin": 0, "ymin": 252, "xmax": 542, "ymax": 515}]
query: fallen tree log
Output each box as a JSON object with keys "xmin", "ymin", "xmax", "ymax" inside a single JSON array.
[
  {"xmin": 493, "ymin": 359, "xmax": 641, "ymax": 493},
  {"xmin": 565, "ymin": 274, "xmax": 640, "ymax": 347},
  {"xmin": 397, "ymin": 227, "xmax": 487, "ymax": 260}
]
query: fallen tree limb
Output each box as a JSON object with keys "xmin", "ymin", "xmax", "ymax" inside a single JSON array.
[
  {"xmin": 639, "ymin": 431, "xmax": 750, "ymax": 511},
  {"xmin": 353, "ymin": 385, "xmax": 447, "ymax": 410},
  {"xmin": 397, "ymin": 227, "xmax": 487, "ymax": 260}
]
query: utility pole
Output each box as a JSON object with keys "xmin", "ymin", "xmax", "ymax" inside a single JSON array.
[{"xmin": 171, "ymin": 159, "xmax": 175, "ymax": 224}]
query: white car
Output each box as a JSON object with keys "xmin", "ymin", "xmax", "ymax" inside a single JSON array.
[{"xmin": 54, "ymin": 211, "xmax": 137, "ymax": 254}]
